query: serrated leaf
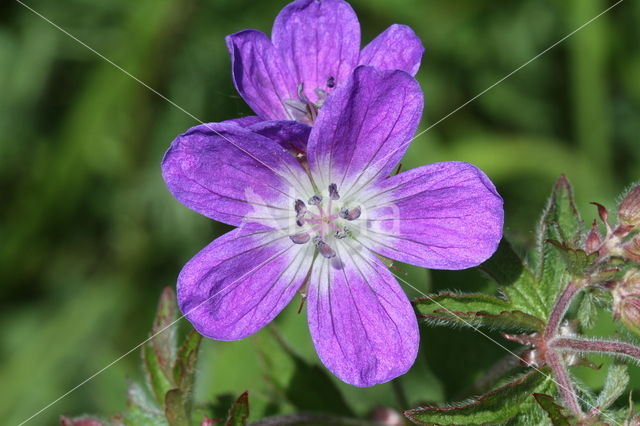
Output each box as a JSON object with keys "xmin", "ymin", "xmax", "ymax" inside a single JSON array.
[
  {"xmin": 535, "ymin": 176, "xmax": 584, "ymax": 311},
  {"xmin": 533, "ymin": 393, "xmax": 572, "ymax": 425},
  {"xmin": 596, "ymin": 364, "xmax": 629, "ymax": 411},
  {"xmin": 414, "ymin": 292, "xmax": 545, "ymax": 332},
  {"xmin": 404, "ymin": 370, "xmax": 550, "ymax": 425},
  {"xmin": 165, "ymin": 389, "xmax": 189, "ymax": 426},
  {"xmin": 501, "ymin": 270, "xmax": 548, "ymax": 321},
  {"xmin": 546, "ymin": 240, "xmax": 597, "ymax": 276},
  {"xmin": 577, "ymin": 291, "xmax": 598, "ymax": 330},
  {"xmin": 479, "ymin": 238, "xmax": 525, "ymax": 287},
  {"xmin": 226, "ymin": 392, "xmax": 250, "ymax": 426}
]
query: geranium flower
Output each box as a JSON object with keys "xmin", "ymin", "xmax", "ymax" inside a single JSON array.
[
  {"xmin": 226, "ymin": 0, "xmax": 424, "ymax": 124},
  {"xmin": 162, "ymin": 66, "xmax": 503, "ymax": 386}
]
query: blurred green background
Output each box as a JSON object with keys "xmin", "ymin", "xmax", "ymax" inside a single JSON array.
[{"xmin": 1, "ymin": 0, "xmax": 640, "ymax": 424}]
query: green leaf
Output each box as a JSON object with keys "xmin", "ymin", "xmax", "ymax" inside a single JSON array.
[
  {"xmin": 164, "ymin": 389, "xmax": 189, "ymax": 426},
  {"xmin": 258, "ymin": 328, "xmax": 353, "ymax": 416},
  {"xmin": 577, "ymin": 291, "xmax": 598, "ymax": 330},
  {"xmin": 478, "ymin": 238, "xmax": 525, "ymax": 287},
  {"xmin": 596, "ymin": 364, "xmax": 629, "ymax": 411},
  {"xmin": 124, "ymin": 381, "xmax": 167, "ymax": 426},
  {"xmin": 404, "ymin": 370, "xmax": 550, "ymax": 425},
  {"xmin": 172, "ymin": 330, "xmax": 202, "ymax": 415},
  {"xmin": 533, "ymin": 393, "xmax": 572, "ymax": 426},
  {"xmin": 414, "ymin": 292, "xmax": 545, "ymax": 332},
  {"xmin": 225, "ymin": 392, "xmax": 250, "ymax": 426},
  {"xmin": 143, "ymin": 339, "xmax": 175, "ymax": 406},
  {"xmin": 142, "ymin": 287, "xmax": 179, "ymax": 405},
  {"xmin": 546, "ymin": 240, "xmax": 597, "ymax": 277},
  {"xmin": 500, "ymin": 266, "xmax": 549, "ymax": 321},
  {"xmin": 535, "ymin": 175, "xmax": 584, "ymax": 310}
]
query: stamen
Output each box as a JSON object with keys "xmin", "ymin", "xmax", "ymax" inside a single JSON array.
[
  {"xmin": 327, "ymin": 76, "xmax": 336, "ymax": 88},
  {"xmin": 335, "ymin": 227, "xmax": 349, "ymax": 239},
  {"xmin": 308, "ymin": 195, "xmax": 323, "ymax": 206},
  {"xmin": 290, "ymin": 232, "xmax": 311, "ymax": 244},
  {"xmin": 339, "ymin": 206, "xmax": 361, "ymax": 221},
  {"xmin": 295, "ymin": 199, "xmax": 307, "ymax": 226},
  {"xmin": 295, "ymin": 199, "xmax": 307, "ymax": 214},
  {"xmin": 328, "ymin": 183, "xmax": 340, "ymax": 200}
]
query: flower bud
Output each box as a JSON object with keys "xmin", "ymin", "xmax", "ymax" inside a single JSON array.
[
  {"xmin": 612, "ymin": 271, "xmax": 640, "ymax": 335},
  {"xmin": 623, "ymin": 237, "xmax": 640, "ymax": 263},
  {"xmin": 585, "ymin": 220, "xmax": 602, "ymax": 254},
  {"xmin": 618, "ymin": 186, "xmax": 640, "ymax": 227}
]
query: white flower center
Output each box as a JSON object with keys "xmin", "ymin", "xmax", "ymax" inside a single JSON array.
[{"xmin": 289, "ymin": 183, "xmax": 361, "ymax": 258}]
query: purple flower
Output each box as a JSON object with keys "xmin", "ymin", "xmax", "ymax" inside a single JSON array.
[
  {"xmin": 162, "ymin": 67, "xmax": 503, "ymax": 386},
  {"xmin": 226, "ymin": 0, "xmax": 424, "ymax": 124}
]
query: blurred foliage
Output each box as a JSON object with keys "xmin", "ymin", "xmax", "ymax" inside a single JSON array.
[{"xmin": 1, "ymin": 0, "xmax": 639, "ymax": 424}]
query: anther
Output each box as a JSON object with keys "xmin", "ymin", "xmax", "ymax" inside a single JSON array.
[
  {"xmin": 335, "ymin": 227, "xmax": 349, "ymax": 239},
  {"xmin": 308, "ymin": 195, "xmax": 323, "ymax": 206},
  {"xmin": 317, "ymin": 240, "xmax": 336, "ymax": 258},
  {"xmin": 328, "ymin": 183, "xmax": 340, "ymax": 200},
  {"xmin": 295, "ymin": 199, "xmax": 307, "ymax": 214},
  {"xmin": 327, "ymin": 76, "xmax": 336, "ymax": 88},
  {"xmin": 295, "ymin": 199, "xmax": 307, "ymax": 226},
  {"xmin": 290, "ymin": 232, "xmax": 311, "ymax": 244},
  {"xmin": 339, "ymin": 206, "xmax": 361, "ymax": 221}
]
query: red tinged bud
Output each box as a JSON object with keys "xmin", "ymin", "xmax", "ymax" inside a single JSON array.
[
  {"xmin": 591, "ymin": 202, "xmax": 610, "ymax": 226},
  {"xmin": 623, "ymin": 237, "xmax": 640, "ymax": 263},
  {"xmin": 585, "ymin": 220, "xmax": 602, "ymax": 254},
  {"xmin": 612, "ymin": 271, "xmax": 640, "ymax": 335},
  {"xmin": 618, "ymin": 186, "xmax": 640, "ymax": 227}
]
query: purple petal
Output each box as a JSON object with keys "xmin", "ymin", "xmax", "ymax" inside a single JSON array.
[
  {"xmin": 307, "ymin": 245, "xmax": 419, "ymax": 387},
  {"xmin": 248, "ymin": 120, "xmax": 311, "ymax": 156},
  {"xmin": 307, "ymin": 66, "xmax": 423, "ymax": 191},
  {"xmin": 362, "ymin": 162, "xmax": 504, "ymax": 270},
  {"xmin": 178, "ymin": 225, "xmax": 314, "ymax": 340},
  {"xmin": 272, "ymin": 0, "xmax": 360, "ymax": 104},
  {"xmin": 226, "ymin": 30, "xmax": 296, "ymax": 120},
  {"xmin": 162, "ymin": 122, "xmax": 311, "ymax": 227},
  {"xmin": 223, "ymin": 116, "xmax": 263, "ymax": 127},
  {"xmin": 359, "ymin": 24, "xmax": 424, "ymax": 76}
]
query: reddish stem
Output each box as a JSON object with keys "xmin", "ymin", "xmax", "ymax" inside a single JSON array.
[
  {"xmin": 550, "ymin": 336, "xmax": 640, "ymax": 360},
  {"xmin": 546, "ymin": 350, "xmax": 583, "ymax": 417},
  {"xmin": 544, "ymin": 281, "xmax": 582, "ymax": 340}
]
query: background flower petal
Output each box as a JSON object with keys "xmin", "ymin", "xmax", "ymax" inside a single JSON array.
[
  {"xmin": 307, "ymin": 66, "xmax": 423, "ymax": 193},
  {"xmin": 178, "ymin": 225, "xmax": 314, "ymax": 341},
  {"xmin": 162, "ymin": 122, "xmax": 311, "ymax": 227},
  {"xmin": 306, "ymin": 244, "xmax": 419, "ymax": 387},
  {"xmin": 272, "ymin": 0, "xmax": 360, "ymax": 104},
  {"xmin": 362, "ymin": 161, "xmax": 504, "ymax": 270},
  {"xmin": 226, "ymin": 30, "xmax": 296, "ymax": 120},
  {"xmin": 359, "ymin": 24, "xmax": 424, "ymax": 76}
]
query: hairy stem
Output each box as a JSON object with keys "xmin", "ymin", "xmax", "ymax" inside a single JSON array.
[
  {"xmin": 544, "ymin": 281, "xmax": 582, "ymax": 339},
  {"xmin": 546, "ymin": 350, "xmax": 583, "ymax": 417},
  {"xmin": 551, "ymin": 336, "xmax": 640, "ymax": 361}
]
